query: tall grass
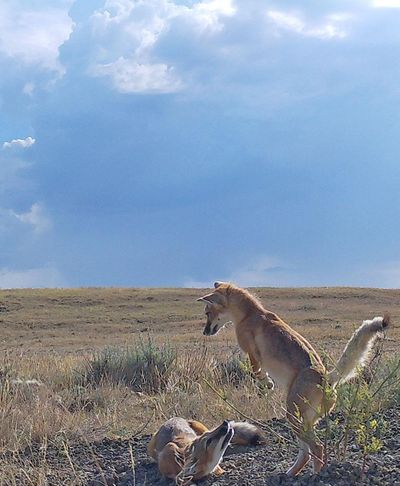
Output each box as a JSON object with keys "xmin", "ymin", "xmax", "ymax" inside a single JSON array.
[{"xmin": 0, "ymin": 338, "xmax": 278, "ymax": 454}]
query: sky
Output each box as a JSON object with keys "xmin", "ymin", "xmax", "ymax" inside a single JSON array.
[{"xmin": 0, "ymin": 0, "xmax": 400, "ymax": 289}]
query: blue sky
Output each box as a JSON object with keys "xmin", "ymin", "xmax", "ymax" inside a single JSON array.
[{"xmin": 0, "ymin": 0, "xmax": 400, "ymax": 288}]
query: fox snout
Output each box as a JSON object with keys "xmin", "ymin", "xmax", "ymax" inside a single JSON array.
[
  {"xmin": 219, "ymin": 420, "xmax": 234, "ymax": 447},
  {"xmin": 203, "ymin": 322, "xmax": 219, "ymax": 336},
  {"xmin": 208, "ymin": 420, "xmax": 232, "ymax": 441},
  {"xmin": 219, "ymin": 420, "xmax": 230, "ymax": 434},
  {"xmin": 203, "ymin": 323, "xmax": 211, "ymax": 335}
]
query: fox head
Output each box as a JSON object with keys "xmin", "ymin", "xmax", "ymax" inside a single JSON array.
[
  {"xmin": 176, "ymin": 420, "xmax": 234, "ymax": 484},
  {"xmin": 197, "ymin": 282, "xmax": 232, "ymax": 336}
]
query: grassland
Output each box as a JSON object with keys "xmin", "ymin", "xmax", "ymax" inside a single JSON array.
[
  {"xmin": 1, "ymin": 286, "xmax": 399, "ymax": 355},
  {"xmin": 0, "ymin": 287, "xmax": 399, "ymax": 484}
]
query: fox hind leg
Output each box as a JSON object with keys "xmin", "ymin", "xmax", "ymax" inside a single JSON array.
[
  {"xmin": 286, "ymin": 440, "xmax": 310, "ymax": 477},
  {"xmin": 285, "ymin": 369, "xmax": 328, "ymax": 476},
  {"xmin": 147, "ymin": 433, "xmax": 158, "ymax": 460},
  {"xmin": 158, "ymin": 442, "xmax": 184, "ymax": 480}
]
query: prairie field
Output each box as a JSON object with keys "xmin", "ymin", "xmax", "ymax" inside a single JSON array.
[{"xmin": 0, "ymin": 286, "xmax": 399, "ymax": 485}]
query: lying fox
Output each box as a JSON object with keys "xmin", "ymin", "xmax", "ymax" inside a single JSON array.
[
  {"xmin": 198, "ymin": 282, "xmax": 390, "ymax": 477},
  {"xmin": 148, "ymin": 417, "xmax": 265, "ymax": 484}
]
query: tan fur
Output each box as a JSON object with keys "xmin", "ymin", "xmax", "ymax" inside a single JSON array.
[
  {"xmin": 199, "ymin": 282, "xmax": 390, "ymax": 477},
  {"xmin": 229, "ymin": 421, "xmax": 266, "ymax": 445},
  {"xmin": 148, "ymin": 418, "xmax": 230, "ymax": 484},
  {"xmin": 187, "ymin": 419, "xmax": 265, "ymax": 446},
  {"xmin": 148, "ymin": 417, "xmax": 264, "ymax": 484},
  {"xmin": 329, "ymin": 313, "xmax": 390, "ymax": 385},
  {"xmin": 187, "ymin": 419, "xmax": 209, "ymax": 436}
]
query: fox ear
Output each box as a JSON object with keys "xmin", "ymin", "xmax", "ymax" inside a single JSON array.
[
  {"xmin": 196, "ymin": 292, "xmax": 224, "ymax": 305},
  {"xmin": 196, "ymin": 293, "xmax": 215, "ymax": 304},
  {"xmin": 382, "ymin": 312, "xmax": 391, "ymax": 329}
]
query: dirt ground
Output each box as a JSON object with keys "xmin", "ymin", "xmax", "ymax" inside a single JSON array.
[{"xmin": 1, "ymin": 406, "xmax": 399, "ymax": 485}]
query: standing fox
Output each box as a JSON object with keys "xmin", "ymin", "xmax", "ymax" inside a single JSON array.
[
  {"xmin": 198, "ymin": 282, "xmax": 390, "ymax": 477},
  {"xmin": 148, "ymin": 417, "xmax": 265, "ymax": 484}
]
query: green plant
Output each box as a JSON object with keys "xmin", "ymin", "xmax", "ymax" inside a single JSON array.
[
  {"xmin": 317, "ymin": 359, "xmax": 400, "ymax": 472},
  {"xmin": 84, "ymin": 336, "xmax": 177, "ymax": 393}
]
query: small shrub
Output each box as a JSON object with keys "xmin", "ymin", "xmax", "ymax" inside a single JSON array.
[
  {"xmin": 317, "ymin": 356, "xmax": 400, "ymax": 469},
  {"xmin": 84, "ymin": 336, "xmax": 177, "ymax": 393}
]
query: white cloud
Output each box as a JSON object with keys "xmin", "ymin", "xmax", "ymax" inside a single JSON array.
[
  {"xmin": 0, "ymin": 137, "xmax": 51, "ymax": 242},
  {"xmin": 92, "ymin": 58, "xmax": 183, "ymax": 93},
  {"xmin": 88, "ymin": 0, "xmax": 236, "ymax": 93},
  {"xmin": 0, "ymin": 266, "xmax": 65, "ymax": 289},
  {"xmin": 98, "ymin": 0, "xmax": 136, "ymax": 22},
  {"xmin": 267, "ymin": 10, "xmax": 347, "ymax": 39},
  {"xmin": 185, "ymin": 258, "xmax": 400, "ymax": 289},
  {"xmin": 0, "ymin": 203, "xmax": 52, "ymax": 235},
  {"xmin": 227, "ymin": 256, "xmax": 292, "ymax": 287},
  {"xmin": 0, "ymin": 1, "xmax": 74, "ymax": 72},
  {"xmin": 184, "ymin": 255, "xmax": 299, "ymax": 288},
  {"xmin": 2, "ymin": 137, "xmax": 36, "ymax": 150},
  {"xmin": 267, "ymin": 10, "xmax": 304, "ymax": 34},
  {"xmin": 14, "ymin": 203, "xmax": 52, "ymax": 234},
  {"xmin": 23, "ymin": 82, "xmax": 35, "ymax": 96},
  {"xmin": 198, "ymin": 0, "xmax": 236, "ymax": 17},
  {"xmin": 373, "ymin": 0, "xmax": 400, "ymax": 7},
  {"xmin": 93, "ymin": 0, "xmax": 236, "ymax": 33},
  {"xmin": 190, "ymin": 0, "xmax": 236, "ymax": 32}
]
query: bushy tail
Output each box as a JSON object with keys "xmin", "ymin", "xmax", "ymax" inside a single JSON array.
[
  {"xmin": 229, "ymin": 421, "xmax": 266, "ymax": 446},
  {"xmin": 329, "ymin": 313, "xmax": 390, "ymax": 387}
]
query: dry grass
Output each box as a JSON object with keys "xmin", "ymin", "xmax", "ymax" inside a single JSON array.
[
  {"xmin": 0, "ymin": 343, "xmax": 281, "ymax": 454},
  {"xmin": 0, "ymin": 286, "xmax": 398, "ymax": 483}
]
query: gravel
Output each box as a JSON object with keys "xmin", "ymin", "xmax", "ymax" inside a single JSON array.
[{"xmin": 1, "ymin": 406, "xmax": 399, "ymax": 485}]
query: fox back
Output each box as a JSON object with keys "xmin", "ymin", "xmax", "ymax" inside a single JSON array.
[{"xmin": 149, "ymin": 417, "xmax": 197, "ymax": 458}]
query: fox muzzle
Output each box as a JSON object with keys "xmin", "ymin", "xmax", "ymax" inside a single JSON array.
[{"xmin": 203, "ymin": 322, "xmax": 218, "ymax": 336}]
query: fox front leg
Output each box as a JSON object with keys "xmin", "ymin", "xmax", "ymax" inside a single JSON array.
[
  {"xmin": 248, "ymin": 352, "xmax": 274, "ymax": 390},
  {"xmin": 248, "ymin": 351, "xmax": 262, "ymax": 377}
]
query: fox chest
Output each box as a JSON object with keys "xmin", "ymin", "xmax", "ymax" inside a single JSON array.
[
  {"xmin": 234, "ymin": 327, "xmax": 253, "ymax": 354},
  {"xmin": 253, "ymin": 334, "xmax": 296, "ymax": 390}
]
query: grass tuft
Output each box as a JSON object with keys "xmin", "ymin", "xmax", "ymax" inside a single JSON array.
[{"xmin": 84, "ymin": 336, "xmax": 177, "ymax": 393}]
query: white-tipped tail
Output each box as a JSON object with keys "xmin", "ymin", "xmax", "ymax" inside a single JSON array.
[
  {"xmin": 229, "ymin": 421, "xmax": 266, "ymax": 446},
  {"xmin": 329, "ymin": 313, "xmax": 390, "ymax": 387}
]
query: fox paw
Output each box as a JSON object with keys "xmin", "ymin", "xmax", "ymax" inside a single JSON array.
[
  {"xmin": 257, "ymin": 378, "xmax": 274, "ymax": 395},
  {"xmin": 265, "ymin": 378, "xmax": 275, "ymax": 390},
  {"xmin": 213, "ymin": 465, "xmax": 225, "ymax": 476}
]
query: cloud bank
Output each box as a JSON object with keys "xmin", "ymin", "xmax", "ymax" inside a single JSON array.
[{"xmin": 0, "ymin": 0, "xmax": 399, "ymax": 288}]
